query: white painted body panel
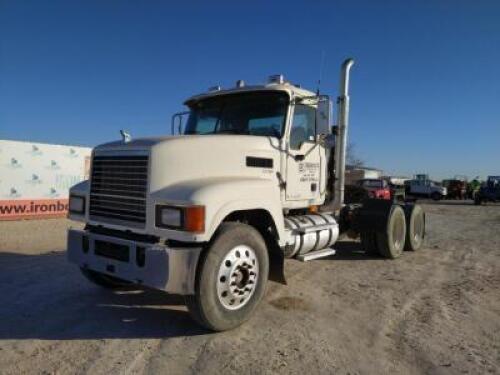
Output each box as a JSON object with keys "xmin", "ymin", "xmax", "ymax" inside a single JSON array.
[
  {"xmin": 70, "ymin": 133, "xmax": 326, "ymax": 247},
  {"xmin": 285, "ymin": 141, "xmax": 322, "ymax": 201},
  {"xmin": 69, "ymin": 84, "xmax": 331, "ymax": 248}
]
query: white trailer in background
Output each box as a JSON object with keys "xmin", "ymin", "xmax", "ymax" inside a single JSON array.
[{"xmin": 0, "ymin": 139, "xmax": 91, "ymax": 220}]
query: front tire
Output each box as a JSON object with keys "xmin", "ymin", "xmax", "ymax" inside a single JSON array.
[{"xmin": 185, "ymin": 223, "xmax": 269, "ymax": 331}]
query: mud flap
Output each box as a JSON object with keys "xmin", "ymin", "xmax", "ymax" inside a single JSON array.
[
  {"xmin": 353, "ymin": 198, "xmax": 394, "ymax": 233},
  {"xmin": 268, "ymin": 244, "xmax": 287, "ymax": 285}
]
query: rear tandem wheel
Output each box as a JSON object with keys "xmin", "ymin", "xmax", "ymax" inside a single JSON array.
[
  {"xmin": 403, "ymin": 204, "xmax": 425, "ymax": 251},
  {"xmin": 375, "ymin": 205, "xmax": 407, "ymax": 259},
  {"xmin": 359, "ymin": 203, "xmax": 409, "ymax": 259}
]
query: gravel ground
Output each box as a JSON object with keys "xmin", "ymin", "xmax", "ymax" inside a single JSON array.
[{"xmin": 0, "ymin": 202, "xmax": 499, "ymax": 374}]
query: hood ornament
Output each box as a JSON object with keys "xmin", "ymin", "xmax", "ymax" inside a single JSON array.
[{"xmin": 120, "ymin": 130, "xmax": 131, "ymax": 143}]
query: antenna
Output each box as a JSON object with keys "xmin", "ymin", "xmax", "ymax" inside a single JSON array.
[{"xmin": 316, "ymin": 50, "xmax": 326, "ymax": 95}]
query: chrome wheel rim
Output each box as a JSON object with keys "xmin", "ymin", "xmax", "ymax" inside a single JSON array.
[{"xmin": 217, "ymin": 245, "xmax": 259, "ymax": 310}]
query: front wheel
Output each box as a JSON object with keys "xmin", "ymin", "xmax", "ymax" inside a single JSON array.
[{"xmin": 185, "ymin": 223, "xmax": 269, "ymax": 331}]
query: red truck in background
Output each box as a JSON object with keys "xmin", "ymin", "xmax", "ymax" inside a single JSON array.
[{"xmin": 357, "ymin": 179, "xmax": 391, "ymax": 200}]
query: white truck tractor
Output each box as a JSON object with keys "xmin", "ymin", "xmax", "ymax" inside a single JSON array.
[{"xmin": 67, "ymin": 59, "xmax": 426, "ymax": 331}]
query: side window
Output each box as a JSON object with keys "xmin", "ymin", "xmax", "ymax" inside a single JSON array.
[
  {"xmin": 290, "ymin": 104, "xmax": 316, "ymax": 150},
  {"xmin": 248, "ymin": 116, "xmax": 283, "ymax": 137}
]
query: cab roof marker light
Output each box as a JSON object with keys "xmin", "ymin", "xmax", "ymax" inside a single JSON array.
[
  {"xmin": 268, "ymin": 74, "xmax": 284, "ymax": 84},
  {"xmin": 208, "ymin": 85, "xmax": 221, "ymax": 92},
  {"xmin": 236, "ymin": 80, "xmax": 245, "ymax": 88}
]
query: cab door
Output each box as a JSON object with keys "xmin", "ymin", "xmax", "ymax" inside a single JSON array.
[{"xmin": 285, "ymin": 104, "xmax": 322, "ymax": 201}]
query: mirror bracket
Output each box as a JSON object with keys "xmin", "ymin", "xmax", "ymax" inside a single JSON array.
[{"xmin": 171, "ymin": 111, "xmax": 190, "ymax": 135}]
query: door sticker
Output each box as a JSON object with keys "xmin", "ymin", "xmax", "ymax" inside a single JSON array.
[{"xmin": 299, "ymin": 162, "xmax": 320, "ymax": 182}]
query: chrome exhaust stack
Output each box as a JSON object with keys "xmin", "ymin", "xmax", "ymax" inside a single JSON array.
[{"xmin": 332, "ymin": 58, "xmax": 355, "ymax": 211}]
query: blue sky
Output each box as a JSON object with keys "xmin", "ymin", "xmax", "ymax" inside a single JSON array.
[{"xmin": 1, "ymin": 0, "xmax": 499, "ymax": 179}]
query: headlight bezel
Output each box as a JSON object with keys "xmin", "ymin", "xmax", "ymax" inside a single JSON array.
[{"xmin": 155, "ymin": 204, "xmax": 205, "ymax": 233}]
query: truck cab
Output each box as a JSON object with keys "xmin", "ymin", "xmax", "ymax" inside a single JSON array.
[{"xmin": 67, "ymin": 60, "xmax": 426, "ymax": 331}]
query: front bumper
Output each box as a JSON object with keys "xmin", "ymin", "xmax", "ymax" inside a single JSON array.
[{"xmin": 67, "ymin": 229, "xmax": 202, "ymax": 295}]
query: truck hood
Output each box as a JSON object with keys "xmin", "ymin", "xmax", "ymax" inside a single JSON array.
[
  {"xmin": 94, "ymin": 135, "xmax": 183, "ymax": 150},
  {"xmin": 93, "ymin": 135, "xmax": 282, "ymax": 194}
]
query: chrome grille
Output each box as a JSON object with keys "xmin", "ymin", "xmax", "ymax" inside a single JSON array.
[{"xmin": 89, "ymin": 154, "xmax": 148, "ymax": 226}]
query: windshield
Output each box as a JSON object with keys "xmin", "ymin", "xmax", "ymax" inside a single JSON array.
[{"xmin": 184, "ymin": 92, "xmax": 288, "ymax": 137}]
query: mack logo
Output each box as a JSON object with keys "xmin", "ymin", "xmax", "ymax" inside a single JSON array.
[{"xmin": 120, "ymin": 130, "xmax": 132, "ymax": 143}]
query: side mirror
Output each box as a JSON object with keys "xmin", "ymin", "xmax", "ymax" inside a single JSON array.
[{"xmin": 316, "ymin": 98, "xmax": 332, "ymax": 136}]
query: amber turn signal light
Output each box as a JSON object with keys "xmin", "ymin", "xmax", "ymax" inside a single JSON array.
[{"xmin": 184, "ymin": 206, "xmax": 205, "ymax": 233}]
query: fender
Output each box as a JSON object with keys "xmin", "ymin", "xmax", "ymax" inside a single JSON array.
[{"xmin": 148, "ymin": 177, "xmax": 286, "ymax": 245}]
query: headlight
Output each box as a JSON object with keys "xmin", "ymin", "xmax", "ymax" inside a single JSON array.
[
  {"xmin": 69, "ymin": 195, "xmax": 85, "ymax": 214},
  {"xmin": 155, "ymin": 205, "xmax": 205, "ymax": 232},
  {"xmin": 157, "ymin": 206, "xmax": 183, "ymax": 228}
]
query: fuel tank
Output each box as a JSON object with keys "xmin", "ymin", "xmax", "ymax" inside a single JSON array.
[{"xmin": 284, "ymin": 213, "xmax": 339, "ymax": 258}]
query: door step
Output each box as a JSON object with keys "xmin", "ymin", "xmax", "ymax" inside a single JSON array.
[{"xmin": 297, "ymin": 248, "xmax": 336, "ymax": 262}]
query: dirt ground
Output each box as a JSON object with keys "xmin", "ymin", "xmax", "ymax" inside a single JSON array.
[{"xmin": 0, "ymin": 202, "xmax": 499, "ymax": 375}]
